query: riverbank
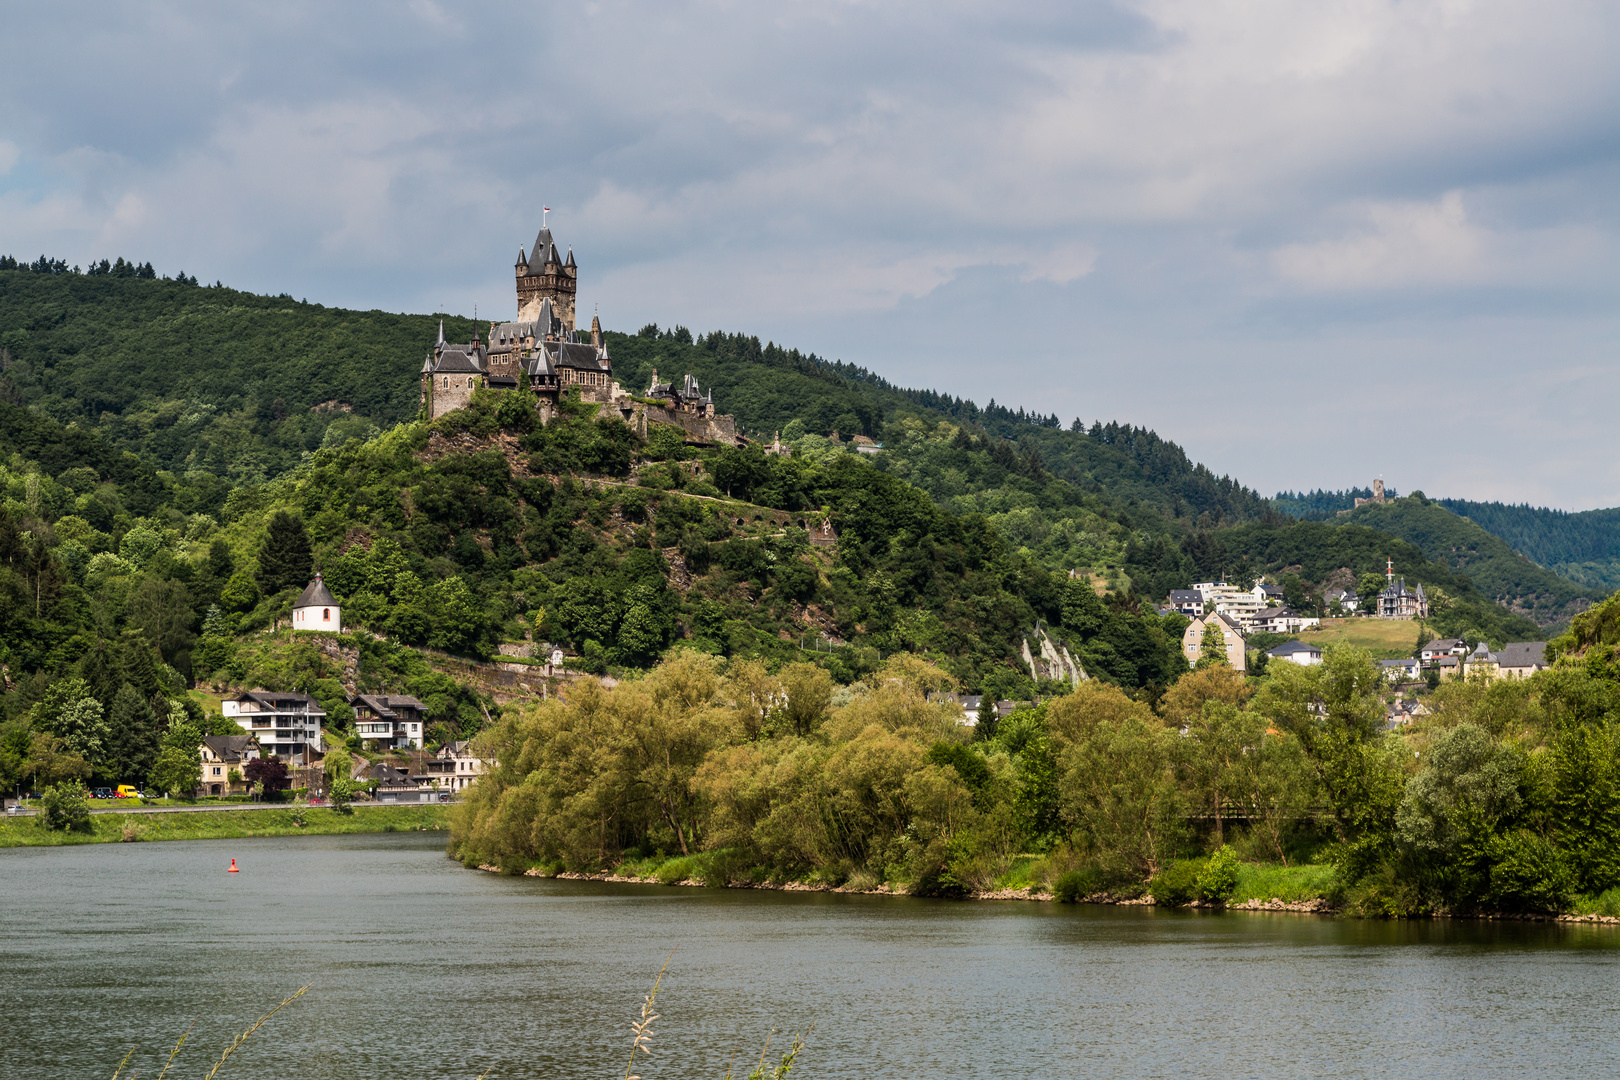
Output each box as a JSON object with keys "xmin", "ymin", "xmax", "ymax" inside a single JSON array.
[
  {"xmin": 0, "ymin": 804, "xmax": 451, "ymax": 847},
  {"xmin": 470, "ymin": 859, "xmax": 1620, "ymax": 922}
]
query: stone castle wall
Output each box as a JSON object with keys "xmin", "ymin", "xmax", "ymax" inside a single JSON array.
[
  {"xmin": 517, "ymin": 269, "xmax": 576, "ymax": 331},
  {"xmin": 425, "ymin": 372, "xmax": 479, "ymax": 420}
]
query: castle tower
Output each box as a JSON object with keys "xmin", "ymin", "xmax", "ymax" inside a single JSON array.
[{"xmin": 515, "ymin": 225, "xmax": 577, "ymax": 332}]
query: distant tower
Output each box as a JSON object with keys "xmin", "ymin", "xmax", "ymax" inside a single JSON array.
[
  {"xmin": 515, "ymin": 225, "xmax": 577, "ymax": 332},
  {"xmin": 1373, "ymin": 477, "xmax": 1385, "ymax": 501}
]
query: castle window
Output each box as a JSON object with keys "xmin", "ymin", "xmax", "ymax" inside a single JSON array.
[
  {"xmin": 322, "ymin": 608, "xmax": 330, "ymax": 622},
  {"xmin": 443, "ymin": 377, "xmax": 448, "ymax": 388}
]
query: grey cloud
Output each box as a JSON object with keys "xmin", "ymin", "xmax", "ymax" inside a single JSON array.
[{"xmin": 1, "ymin": 1, "xmax": 1618, "ymax": 506}]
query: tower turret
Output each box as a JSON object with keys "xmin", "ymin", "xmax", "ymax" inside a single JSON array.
[{"xmin": 516, "ymin": 221, "xmax": 577, "ymax": 331}]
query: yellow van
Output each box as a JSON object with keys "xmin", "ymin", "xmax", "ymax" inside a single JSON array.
[{"xmin": 115, "ymin": 785, "xmax": 142, "ymax": 800}]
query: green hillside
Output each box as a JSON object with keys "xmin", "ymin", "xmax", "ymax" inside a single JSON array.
[
  {"xmin": 1437, "ymin": 499, "xmax": 1620, "ymax": 592},
  {"xmin": 1339, "ymin": 497, "xmax": 1601, "ymax": 625}
]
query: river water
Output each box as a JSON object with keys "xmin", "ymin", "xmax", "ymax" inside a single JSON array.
[{"xmin": 3, "ymin": 834, "xmax": 1618, "ymax": 1079}]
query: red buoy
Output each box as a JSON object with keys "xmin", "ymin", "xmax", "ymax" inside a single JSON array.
[{"xmin": 228, "ymin": 858, "xmax": 239, "ymax": 873}]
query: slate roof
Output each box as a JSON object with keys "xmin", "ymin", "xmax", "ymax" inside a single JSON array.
[
  {"xmin": 1268, "ymin": 641, "xmax": 1322, "ymax": 658},
  {"xmin": 202, "ymin": 734, "xmax": 259, "ymax": 763},
  {"xmin": 294, "ymin": 574, "xmax": 337, "ymax": 609},
  {"xmin": 431, "ymin": 346, "xmax": 485, "ymax": 374},
  {"xmin": 526, "ymin": 227, "xmax": 560, "ymax": 269},
  {"xmin": 235, "ymin": 690, "xmax": 326, "ymax": 715},
  {"xmin": 1168, "ymin": 590, "xmax": 1203, "ymax": 603},
  {"xmin": 545, "ymin": 340, "xmax": 610, "ymax": 371},
  {"xmin": 353, "ymin": 693, "xmax": 399, "ymax": 719},
  {"xmin": 1498, "ymin": 641, "xmax": 1548, "ymax": 669}
]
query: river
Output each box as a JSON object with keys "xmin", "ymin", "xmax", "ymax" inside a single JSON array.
[{"xmin": 3, "ymin": 833, "xmax": 1617, "ymax": 1079}]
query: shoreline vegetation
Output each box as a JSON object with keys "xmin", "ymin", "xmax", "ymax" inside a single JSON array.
[
  {"xmin": 0, "ymin": 802, "xmax": 449, "ymax": 847},
  {"xmin": 470, "ymin": 861, "xmax": 1620, "ymax": 924},
  {"xmin": 449, "ymin": 609, "xmax": 1620, "ymax": 922}
]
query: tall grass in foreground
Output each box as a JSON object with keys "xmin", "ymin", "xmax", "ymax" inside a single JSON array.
[{"xmin": 107, "ymin": 965, "xmax": 810, "ymax": 1077}]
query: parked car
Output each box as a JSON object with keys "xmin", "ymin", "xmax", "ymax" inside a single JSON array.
[
  {"xmin": 92, "ymin": 787, "xmax": 113, "ymax": 800},
  {"xmin": 115, "ymin": 785, "xmax": 141, "ymax": 799},
  {"xmin": 437, "ymin": 792, "xmax": 451, "ymax": 803}
]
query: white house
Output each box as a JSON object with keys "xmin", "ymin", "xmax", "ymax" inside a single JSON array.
[
  {"xmin": 1267, "ymin": 641, "xmax": 1323, "ymax": 666},
  {"xmin": 1251, "ymin": 606, "xmax": 1322, "ymax": 634},
  {"xmin": 292, "ymin": 573, "xmax": 342, "ymax": 634},
  {"xmin": 436, "ymin": 741, "xmax": 490, "ymax": 791},
  {"xmin": 222, "ymin": 691, "xmax": 326, "ymax": 762},
  {"xmin": 1379, "ymin": 657, "xmax": 1422, "ymax": 683},
  {"xmin": 1324, "ymin": 589, "xmax": 1360, "ymax": 614},
  {"xmin": 350, "ymin": 693, "xmax": 428, "ymax": 750},
  {"xmin": 1420, "ymin": 638, "xmax": 1468, "ymax": 663},
  {"xmin": 1192, "ymin": 581, "xmax": 1265, "ymax": 625}
]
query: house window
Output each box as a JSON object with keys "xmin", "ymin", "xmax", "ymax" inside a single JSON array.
[{"xmin": 212, "ymin": 767, "xmax": 222, "ymax": 776}]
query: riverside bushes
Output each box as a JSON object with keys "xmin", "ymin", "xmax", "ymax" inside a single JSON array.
[{"xmin": 453, "ymin": 625, "xmax": 1620, "ymax": 915}]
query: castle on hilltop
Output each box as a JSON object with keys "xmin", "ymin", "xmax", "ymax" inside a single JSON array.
[{"xmin": 421, "ymin": 221, "xmax": 739, "ymax": 445}]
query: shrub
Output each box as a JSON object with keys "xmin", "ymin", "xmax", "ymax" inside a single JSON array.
[
  {"xmin": 655, "ymin": 857, "xmax": 695, "ymax": 885},
  {"xmin": 1149, "ymin": 859, "xmax": 1203, "ymax": 907},
  {"xmin": 1488, "ymin": 829, "xmax": 1576, "ymax": 913},
  {"xmin": 1053, "ymin": 867, "xmax": 1105, "ymax": 903},
  {"xmin": 40, "ymin": 783, "xmax": 91, "ymax": 832},
  {"xmin": 1196, "ymin": 846, "xmax": 1241, "ymax": 906}
]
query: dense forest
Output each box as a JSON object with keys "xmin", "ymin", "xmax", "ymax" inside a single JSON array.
[
  {"xmin": 1337, "ymin": 498, "xmax": 1602, "ymax": 625},
  {"xmin": 1272, "ymin": 486, "xmax": 1396, "ymax": 520},
  {"xmin": 1438, "ymin": 499, "xmax": 1620, "ymax": 592}
]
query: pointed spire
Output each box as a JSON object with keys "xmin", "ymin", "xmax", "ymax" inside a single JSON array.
[
  {"xmin": 565, "ymin": 246, "xmax": 576, "ymax": 268},
  {"xmin": 437, "ymin": 319, "xmax": 446, "ymax": 348},
  {"xmin": 590, "ymin": 312, "xmax": 602, "ymax": 348},
  {"xmin": 516, "ymin": 246, "xmax": 527, "ymax": 267}
]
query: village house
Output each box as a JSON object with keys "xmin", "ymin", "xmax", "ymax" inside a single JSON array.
[
  {"xmin": 1267, "ymin": 641, "xmax": 1323, "ymax": 666},
  {"xmin": 1324, "ymin": 588, "xmax": 1360, "ymax": 613},
  {"xmin": 367, "ymin": 761, "xmax": 438, "ymax": 804},
  {"xmin": 1181, "ymin": 611, "xmax": 1247, "ymax": 672},
  {"xmin": 1191, "ymin": 581, "xmax": 1266, "ymax": 626},
  {"xmin": 198, "ymin": 734, "xmax": 261, "ymax": 796},
  {"xmin": 1380, "ymin": 657, "xmax": 1422, "ymax": 683},
  {"xmin": 1252, "ymin": 606, "xmax": 1322, "ymax": 635},
  {"xmin": 1421, "ymin": 638, "xmax": 1468, "ymax": 663},
  {"xmin": 350, "ymin": 693, "xmax": 428, "ymax": 750},
  {"xmin": 1463, "ymin": 641, "xmax": 1550, "ymax": 681},
  {"xmin": 413, "ymin": 740, "xmax": 490, "ymax": 792},
  {"xmin": 222, "ymin": 691, "xmax": 325, "ymax": 763},
  {"xmin": 1378, "ymin": 577, "xmax": 1428, "ymax": 619},
  {"xmin": 1167, "ymin": 589, "xmax": 1205, "ymax": 617}
]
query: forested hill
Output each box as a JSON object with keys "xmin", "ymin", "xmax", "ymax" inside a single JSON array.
[
  {"xmin": 1437, "ymin": 499, "xmax": 1620, "ymax": 592},
  {"xmin": 0, "ymin": 257, "xmax": 1586, "ymax": 639},
  {"xmin": 0, "ymin": 260, "xmax": 1269, "ymax": 530},
  {"xmin": 1337, "ymin": 498, "xmax": 1602, "ymax": 624}
]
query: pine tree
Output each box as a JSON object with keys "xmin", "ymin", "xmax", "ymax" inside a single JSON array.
[
  {"xmin": 256, "ymin": 510, "xmax": 313, "ymax": 595},
  {"xmin": 104, "ymin": 684, "xmax": 159, "ymax": 785}
]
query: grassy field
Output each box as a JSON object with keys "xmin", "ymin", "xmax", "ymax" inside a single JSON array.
[
  {"xmin": 0, "ymin": 804, "xmax": 451, "ymax": 847},
  {"xmin": 1305, "ymin": 618, "xmax": 1423, "ymax": 658}
]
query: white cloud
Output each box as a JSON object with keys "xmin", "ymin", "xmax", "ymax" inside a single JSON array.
[{"xmin": 1271, "ymin": 191, "xmax": 1487, "ymax": 289}]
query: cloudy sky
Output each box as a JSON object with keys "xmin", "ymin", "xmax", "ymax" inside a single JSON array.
[{"xmin": 3, "ymin": 1, "xmax": 1617, "ymax": 508}]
